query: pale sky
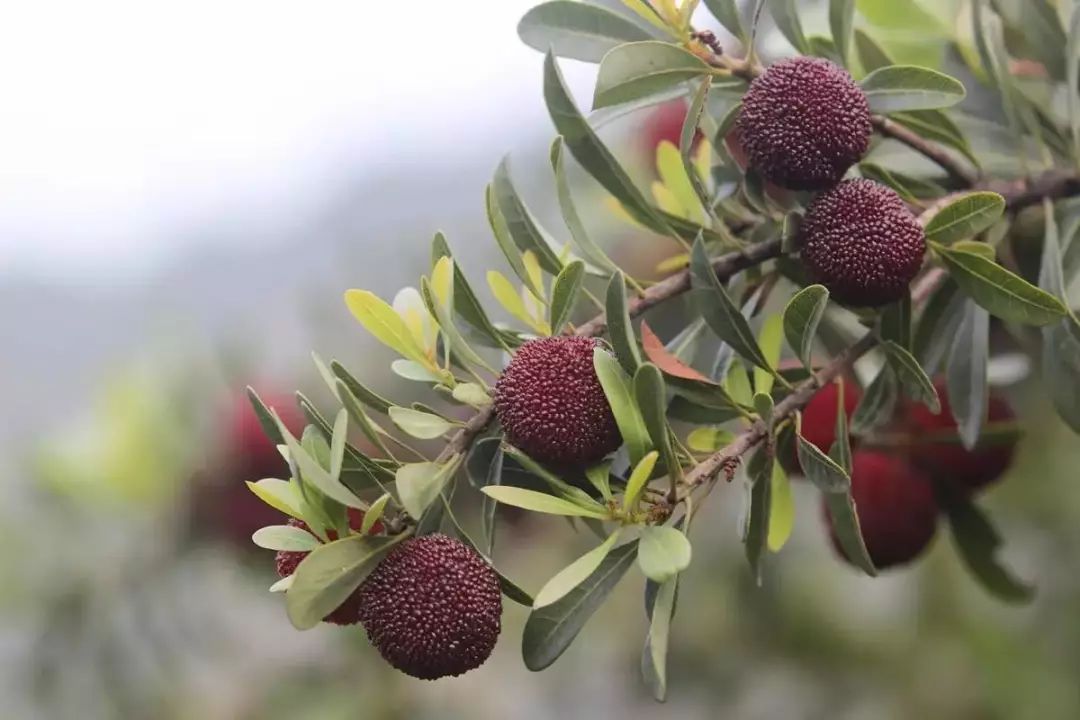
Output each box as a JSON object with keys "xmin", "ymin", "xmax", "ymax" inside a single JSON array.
[{"xmin": 0, "ymin": 0, "xmax": 596, "ymax": 277}]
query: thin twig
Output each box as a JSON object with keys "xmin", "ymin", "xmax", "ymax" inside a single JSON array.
[{"xmin": 871, "ymin": 115, "xmax": 979, "ymax": 186}]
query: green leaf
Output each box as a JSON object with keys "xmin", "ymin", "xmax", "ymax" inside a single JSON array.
[
  {"xmin": 585, "ymin": 462, "xmax": 614, "ymax": 502},
  {"xmin": 286, "ymin": 534, "xmax": 402, "ymax": 629},
  {"xmin": 549, "ymin": 260, "xmax": 586, "ymax": 333},
  {"xmin": 1039, "ymin": 199, "xmax": 1080, "ymax": 433},
  {"xmin": 328, "ymin": 409, "xmax": 347, "ymax": 486},
  {"xmin": 422, "ymin": 272, "xmax": 502, "ymax": 375},
  {"xmin": 396, "ymin": 461, "xmax": 456, "ymax": 520},
  {"xmin": 829, "ymin": 381, "xmax": 854, "ymax": 474},
  {"xmin": 518, "ymin": 0, "xmax": 655, "ymax": 62},
  {"xmin": 942, "ymin": 491, "xmax": 1034, "ymax": 603},
  {"xmin": 823, "ymin": 491, "xmax": 877, "ymax": 577},
  {"xmin": 620, "ymin": 0, "xmax": 676, "ymax": 36},
  {"xmin": 544, "ymin": 51, "xmax": 669, "ymax": 235},
  {"xmin": 680, "ymin": 77, "xmax": 714, "ymax": 222},
  {"xmin": 704, "ymin": 0, "xmax": 746, "ymax": 41},
  {"xmin": 522, "ymin": 540, "xmax": 638, "ymax": 670},
  {"xmin": 623, "ymin": 450, "xmax": 660, "ymax": 513},
  {"xmin": 431, "ymin": 233, "xmax": 513, "ymax": 351},
  {"xmin": 330, "ymin": 360, "xmax": 392, "ymax": 415},
  {"xmin": 850, "ymin": 364, "xmax": 898, "ymax": 434},
  {"xmin": 924, "ymin": 192, "xmax": 1006, "ymax": 246},
  {"xmin": 246, "ymin": 478, "xmax": 303, "ymax": 520},
  {"xmin": 690, "ymin": 235, "xmax": 771, "ymax": 372},
  {"xmin": 754, "ymin": 314, "xmax": 784, "ymax": 396},
  {"xmin": 493, "ymin": 158, "xmax": 564, "ymax": 275},
  {"xmin": 450, "ymin": 382, "xmax": 492, "ymax": 409},
  {"xmin": 1069, "ymin": 6, "xmax": 1080, "ymax": 159},
  {"xmin": 686, "ymin": 426, "xmax": 736, "ymax": 452},
  {"xmin": 344, "ymin": 289, "xmax": 429, "ymax": 366},
  {"xmin": 657, "ymin": 136, "xmax": 705, "ymax": 224},
  {"xmin": 854, "ymin": 29, "xmax": 894, "ymax": 74},
  {"xmin": 633, "ymin": 363, "xmax": 678, "ymax": 480},
  {"xmin": 796, "ymin": 434, "xmax": 849, "ymax": 493},
  {"xmin": 767, "ymin": 462, "xmax": 794, "ymax": 552},
  {"xmin": 914, "ymin": 279, "xmax": 964, "ymax": 375},
  {"xmin": 641, "ymin": 576, "xmax": 677, "ymax": 702},
  {"xmin": 551, "ymin": 138, "xmax": 623, "ymax": 277},
  {"xmin": 783, "ymin": 284, "xmax": 829, "ymax": 370},
  {"xmin": 334, "ymin": 380, "xmax": 392, "ymax": 459},
  {"xmin": 638, "ymin": 526, "xmax": 691, "ymax": 583},
  {"xmin": 879, "ymin": 293, "xmax": 912, "ymax": 349},
  {"xmin": 594, "ymin": 348, "xmax": 652, "ymax": 465},
  {"xmin": 246, "ymin": 386, "xmax": 286, "ymax": 445},
  {"xmin": 251, "ymin": 524, "xmax": 320, "ymax": 552},
  {"xmin": 388, "ymin": 406, "xmax": 455, "ymax": 440},
  {"xmin": 535, "ymin": 531, "xmax": 623, "ymax": 608},
  {"xmin": 829, "ymin": 0, "xmax": 855, "ymax": 65},
  {"xmin": 502, "ymin": 444, "xmax": 604, "ymax": 508},
  {"xmin": 891, "ymin": 110, "xmax": 979, "ymax": 167},
  {"xmin": 481, "ymin": 486, "xmax": 609, "ymax": 519},
  {"xmin": 593, "ymin": 41, "xmax": 710, "ymax": 109},
  {"xmin": 744, "ymin": 447, "xmax": 772, "ymax": 582},
  {"xmin": 946, "ymin": 301, "xmax": 989, "ymax": 450},
  {"xmin": 770, "ymin": 0, "xmax": 810, "ymax": 53},
  {"xmin": 278, "ymin": 422, "xmax": 366, "ymax": 510},
  {"xmin": 935, "ymin": 243, "xmax": 1068, "ymax": 326},
  {"xmin": 361, "ymin": 493, "xmax": 391, "ymax": 535},
  {"xmin": 861, "ymin": 65, "xmax": 966, "ymax": 113},
  {"xmin": 486, "ymin": 184, "xmax": 537, "ymax": 298},
  {"xmin": 606, "ymin": 270, "xmax": 643, "ymax": 374},
  {"xmin": 882, "ymin": 340, "xmax": 941, "ymax": 413}
]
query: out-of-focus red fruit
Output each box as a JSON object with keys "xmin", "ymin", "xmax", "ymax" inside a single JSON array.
[
  {"xmin": 640, "ymin": 99, "xmax": 703, "ymax": 161},
  {"xmin": 900, "ymin": 380, "xmax": 1017, "ymax": 494},
  {"xmin": 274, "ymin": 510, "xmax": 383, "ymax": 626},
  {"xmin": 801, "ymin": 379, "xmax": 861, "ymax": 455},
  {"xmin": 824, "ymin": 451, "xmax": 938, "ymax": 570}
]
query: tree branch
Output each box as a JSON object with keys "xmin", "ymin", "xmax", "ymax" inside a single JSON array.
[
  {"xmin": 870, "ymin": 115, "xmax": 979, "ymax": 186},
  {"xmin": 982, "ymin": 169, "xmax": 1080, "ymax": 212},
  {"xmin": 435, "ymin": 237, "xmax": 786, "ymax": 463}
]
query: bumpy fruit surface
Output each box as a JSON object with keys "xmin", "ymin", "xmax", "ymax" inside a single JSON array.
[
  {"xmin": 899, "ymin": 381, "xmax": 1017, "ymax": 494},
  {"xmin": 274, "ymin": 510, "xmax": 379, "ymax": 626},
  {"xmin": 736, "ymin": 56, "xmax": 871, "ymax": 190},
  {"xmin": 357, "ymin": 534, "xmax": 502, "ymax": 680},
  {"xmin": 494, "ymin": 336, "xmax": 621, "ymax": 467},
  {"xmin": 801, "ymin": 179, "xmax": 926, "ymax": 306},
  {"xmin": 801, "ymin": 379, "xmax": 861, "ymax": 455},
  {"xmin": 825, "ymin": 451, "xmax": 938, "ymax": 570}
]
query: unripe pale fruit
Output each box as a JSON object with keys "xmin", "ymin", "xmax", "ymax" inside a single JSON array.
[
  {"xmin": 357, "ymin": 534, "xmax": 502, "ymax": 680},
  {"xmin": 274, "ymin": 510, "xmax": 381, "ymax": 626},
  {"xmin": 494, "ymin": 336, "xmax": 621, "ymax": 468},
  {"xmin": 801, "ymin": 179, "xmax": 926, "ymax": 307},
  {"xmin": 736, "ymin": 57, "xmax": 871, "ymax": 190},
  {"xmin": 824, "ymin": 451, "xmax": 938, "ymax": 570},
  {"xmin": 900, "ymin": 381, "xmax": 1017, "ymax": 494}
]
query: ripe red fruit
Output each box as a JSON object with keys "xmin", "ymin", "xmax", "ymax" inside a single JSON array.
[
  {"xmin": 736, "ymin": 57, "xmax": 871, "ymax": 190},
  {"xmin": 274, "ymin": 509, "xmax": 382, "ymax": 626},
  {"xmin": 899, "ymin": 382, "xmax": 1017, "ymax": 494},
  {"xmin": 357, "ymin": 534, "xmax": 502, "ymax": 680},
  {"xmin": 800, "ymin": 179, "xmax": 926, "ymax": 307},
  {"xmin": 824, "ymin": 451, "xmax": 938, "ymax": 570},
  {"xmin": 801, "ymin": 379, "xmax": 861, "ymax": 455},
  {"xmin": 493, "ymin": 336, "xmax": 621, "ymax": 468}
]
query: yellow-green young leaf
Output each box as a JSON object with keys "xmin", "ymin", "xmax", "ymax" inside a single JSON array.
[
  {"xmin": 623, "ymin": 450, "xmax": 659, "ymax": 513},
  {"xmin": 392, "ymin": 287, "xmax": 438, "ymax": 356},
  {"xmin": 361, "ymin": 493, "xmax": 391, "ymax": 535},
  {"xmin": 488, "ymin": 270, "xmax": 542, "ymax": 332},
  {"xmin": 388, "ymin": 406, "xmax": 455, "ymax": 440},
  {"xmin": 594, "ymin": 348, "xmax": 652, "ymax": 464},
  {"xmin": 620, "ymin": 0, "xmax": 677, "ymax": 35},
  {"xmin": 390, "ymin": 359, "xmax": 445, "ymax": 383},
  {"xmin": 656, "ymin": 141, "xmax": 705, "ymax": 224},
  {"xmin": 585, "ymin": 462, "xmax": 613, "ymax": 502},
  {"xmin": 651, "ymin": 181, "xmax": 683, "ymax": 217},
  {"xmin": 687, "ymin": 427, "xmax": 736, "ymax": 452},
  {"xmin": 277, "ymin": 421, "xmax": 367, "ymax": 510},
  {"xmin": 754, "ymin": 314, "xmax": 785, "ymax": 395},
  {"xmin": 451, "ymin": 382, "xmax": 492, "ymax": 408},
  {"xmin": 725, "ymin": 360, "xmax": 753, "ymax": 407},
  {"xmin": 482, "ymin": 486, "xmax": 609, "ymax": 519},
  {"xmin": 396, "ymin": 461, "xmax": 453, "ymax": 519},
  {"xmin": 246, "ymin": 479, "xmax": 303, "ymax": 520},
  {"xmin": 269, "ymin": 575, "xmax": 293, "ymax": 593},
  {"xmin": 767, "ymin": 463, "xmax": 794, "ymax": 552},
  {"xmin": 431, "ymin": 256, "xmax": 454, "ymax": 308},
  {"xmin": 523, "ymin": 250, "xmax": 547, "ymax": 302},
  {"xmin": 951, "ymin": 240, "xmax": 996, "ymax": 261},
  {"xmin": 638, "ymin": 526, "xmax": 692, "ymax": 583},
  {"xmin": 534, "ymin": 530, "xmax": 622, "ymax": 608},
  {"xmin": 251, "ymin": 524, "xmax": 321, "ymax": 552},
  {"xmin": 345, "ymin": 289, "xmax": 430, "ymax": 365}
]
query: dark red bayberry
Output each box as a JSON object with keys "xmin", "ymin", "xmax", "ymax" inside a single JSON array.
[
  {"xmin": 357, "ymin": 534, "xmax": 502, "ymax": 680},
  {"xmin": 493, "ymin": 336, "xmax": 621, "ymax": 468},
  {"xmin": 825, "ymin": 451, "xmax": 938, "ymax": 570},
  {"xmin": 737, "ymin": 57, "xmax": 871, "ymax": 190},
  {"xmin": 801, "ymin": 179, "xmax": 926, "ymax": 307}
]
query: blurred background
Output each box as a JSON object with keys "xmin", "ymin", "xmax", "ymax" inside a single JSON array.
[{"xmin": 2, "ymin": 1, "xmax": 1078, "ymax": 718}]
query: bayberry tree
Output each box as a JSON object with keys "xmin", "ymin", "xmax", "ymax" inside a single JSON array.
[{"xmin": 243, "ymin": 0, "xmax": 1080, "ymax": 697}]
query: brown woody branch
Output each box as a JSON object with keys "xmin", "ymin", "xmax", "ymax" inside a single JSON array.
[{"xmin": 870, "ymin": 115, "xmax": 979, "ymax": 187}]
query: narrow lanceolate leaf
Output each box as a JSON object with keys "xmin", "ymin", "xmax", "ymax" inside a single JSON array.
[
  {"xmin": 947, "ymin": 301, "xmax": 990, "ymax": 450},
  {"xmin": 330, "ymin": 360, "xmax": 392, "ymax": 414},
  {"xmin": 743, "ymin": 447, "xmax": 772, "ymax": 583},
  {"xmin": 704, "ymin": 0, "xmax": 746, "ymax": 41},
  {"xmin": 328, "ymin": 409, "xmax": 348, "ymax": 485},
  {"xmin": 396, "ymin": 461, "xmax": 454, "ymax": 520},
  {"xmin": 796, "ymin": 435, "xmax": 850, "ymax": 493},
  {"xmin": 251, "ymin": 524, "xmax": 320, "ymax": 552},
  {"xmin": 432, "ymin": 233, "xmax": 513, "ymax": 351},
  {"xmin": 246, "ymin": 386, "xmax": 286, "ymax": 445},
  {"xmin": 924, "ymin": 192, "xmax": 1005, "ymax": 246},
  {"xmin": 879, "ymin": 293, "xmax": 912, "ymax": 349},
  {"xmin": 783, "ymin": 284, "xmax": 829, "ymax": 370},
  {"xmin": 544, "ymin": 51, "xmax": 669, "ymax": 234},
  {"xmin": 770, "ymin": 0, "xmax": 810, "ymax": 53},
  {"xmin": 534, "ymin": 531, "xmax": 622, "ymax": 608},
  {"xmin": 422, "ymin": 276, "xmax": 498, "ymax": 375},
  {"xmin": 754, "ymin": 314, "xmax": 785, "ymax": 396},
  {"xmin": 638, "ymin": 526, "xmax": 692, "ymax": 584},
  {"xmin": 246, "ymin": 478, "xmax": 303, "ymax": 520},
  {"xmin": 641, "ymin": 576, "xmax": 677, "ymax": 702},
  {"xmin": 854, "ymin": 29, "xmax": 893, "ymax": 74},
  {"xmin": 361, "ymin": 493, "xmax": 391, "ymax": 535},
  {"xmin": 935, "ymin": 244, "xmax": 1068, "ymax": 326},
  {"xmin": 640, "ymin": 321, "xmax": 710, "ymax": 382},
  {"xmin": 593, "ymin": 41, "xmax": 711, "ymax": 109},
  {"xmin": 681, "ymin": 77, "xmax": 714, "ymax": 222},
  {"xmin": 517, "ymin": 0, "xmax": 654, "ymax": 63},
  {"xmin": 606, "ymin": 271, "xmax": 643, "ymax": 374},
  {"xmin": 891, "ymin": 110, "xmax": 979, "ymax": 167},
  {"xmin": 1069, "ymin": 6, "xmax": 1080, "ymax": 158},
  {"xmin": 860, "ymin": 65, "xmax": 966, "ymax": 113},
  {"xmin": 823, "ymin": 491, "xmax": 877, "ymax": 577},
  {"xmin": 344, "ymin": 290, "xmax": 429, "ymax": 365},
  {"xmin": 623, "ymin": 451, "xmax": 660, "ymax": 513},
  {"xmin": 502, "ymin": 444, "xmax": 602, "ymax": 508},
  {"xmin": 286, "ymin": 534, "xmax": 403, "ymax": 630},
  {"xmin": 828, "ymin": 0, "xmax": 855, "ymax": 65},
  {"xmin": 690, "ymin": 236, "xmax": 771, "ymax": 372},
  {"xmin": 941, "ymin": 491, "xmax": 1034, "ymax": 603},
  {"xmin": 549, "ymin": 260, "xmax": 586, "ymax": 333},
  {"xmin": 278, "ymin": 422, "xmax": 366, "ymax": 510},
  {"xmin": 882, "ymin": 341, "xmax": 941, "ymax": 413},
  {"xmin": 829, "ymin": 380, "xmax": 853, "ymax": 475},
  {"xmin": 551, "ymin": 138, "xmax": 622, "ymax": 277},
  {"xmin": 850, "ymin": 365, "xmax": 898, "ymax": 434},
  {"xmin": 481, "ymin": 486, "xmax": 609, "ymax": 519},
  {"xmin": 913, "ymin": 280, "xmax": 965, "ymax": 376},
  {"xmin": 493, "ymin": 158, "xmax": 563, "ymax": 275},
  {"xmin": 594, "ymin": 348, "xmax": 652, "ymax": 465},
  {"xmin": 767, "ymin": 462, "xmax": 794, "ymax": 552},
  {"xmin": 1038, "ymin": 199, "xmax": 1080, "ymax": 433},
  {"xmin": 388, "ymin": 406, "xmax": 455, "ymax": 440},
  {"xmin": 634, "ymin": 363, "xmax": 678, "ymax": 479},
  {"xmin": 522, "ymin": 540, "xmax": 638, "ymax": 670}
]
